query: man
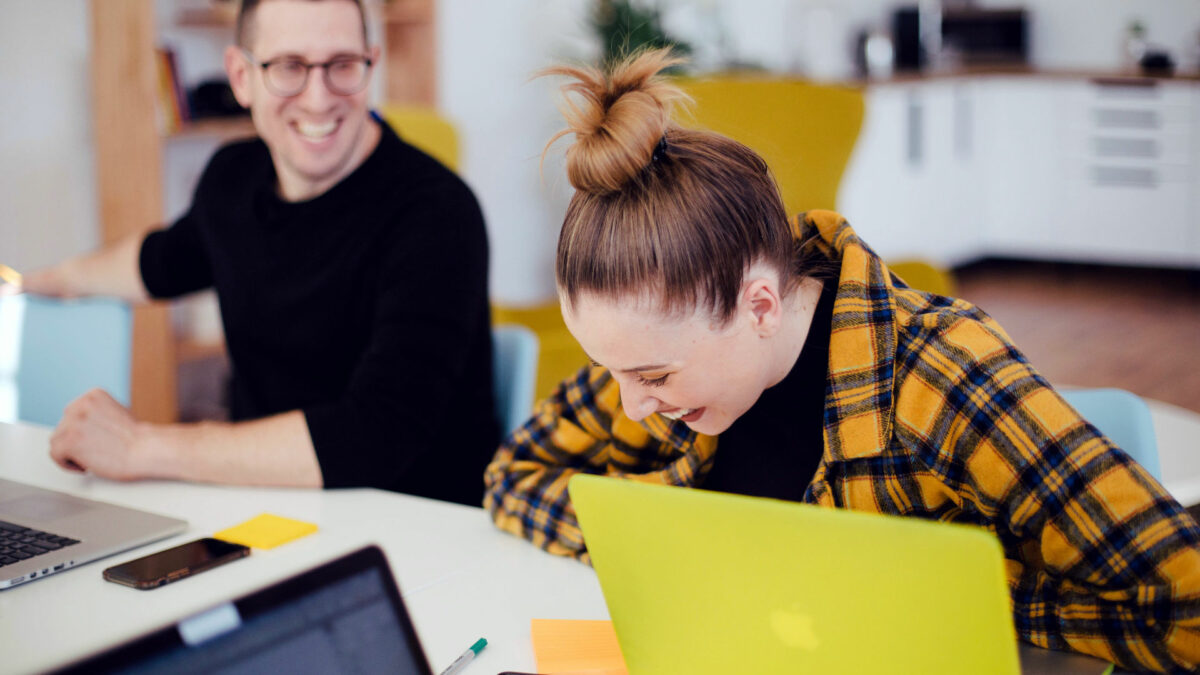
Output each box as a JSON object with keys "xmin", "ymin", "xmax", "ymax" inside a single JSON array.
[{"xmin": 22, "ymin": 0, "xmax": 498, "ymax": 505}]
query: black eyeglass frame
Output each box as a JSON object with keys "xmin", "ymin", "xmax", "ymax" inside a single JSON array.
[{"xmin": 240, "ymin": 48, "xmax": 375, "ymax": 97}]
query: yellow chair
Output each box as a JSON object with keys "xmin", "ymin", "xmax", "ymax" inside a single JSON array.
[
  {"xmin": 887, "ymin": 260, "xmax": 957, "ymax": 297},
  {"xmin": 677, "ymin": 76, "xmax": 865, "ymax": 213},
  {"xmin": 378, "ymin": 104, "xmax": 461, "ymax": 172}
]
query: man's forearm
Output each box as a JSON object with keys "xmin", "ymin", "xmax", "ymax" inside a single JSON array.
[
  {"xmin": 23, "ymin": 232, "xmax": 150, "ymax": 302},
  {"xmin": 138, "ymin": 410, "xmax": 323, "ymax": 488}
]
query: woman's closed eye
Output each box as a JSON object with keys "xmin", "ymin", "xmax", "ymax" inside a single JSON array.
[
  {"xmin": 588, "ymin": 359, "xmax": 670, "ymax": 387},
  {"xmin": 637, "ymin": 373, "xmax": 669, "ymax": 387}
]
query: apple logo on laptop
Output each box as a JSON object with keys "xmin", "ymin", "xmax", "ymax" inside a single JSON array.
[{"xmin": 770, "ymin": 607, "xmax": 820, "ymax": 651}]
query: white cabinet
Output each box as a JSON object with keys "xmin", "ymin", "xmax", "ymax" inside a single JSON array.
[
  {"xmin": 1059, "ymin": 79, "xmax": 1195, "ymax": 266},
  {"xmin": 840, "ymin": 75, "xmax": 1200, "ymax": 269},
  {"xmin": 975, "ymin": 77, "xmax": 1069, "ymax": 259},
  {"xmin": 840, "ymin": 80, "xmax": 983, "ymax": 266},
  {"xmin": 920, "ymin": 81, "xmax": 985, "ymax": 265},
  {"xmin": 839, "ymin": 84, "xmax": 923, "ymax": 259}
]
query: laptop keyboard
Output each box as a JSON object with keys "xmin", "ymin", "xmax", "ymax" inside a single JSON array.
[{"xmin": 0, "ymin": 520, "xmax": 80, "ymax": 568}]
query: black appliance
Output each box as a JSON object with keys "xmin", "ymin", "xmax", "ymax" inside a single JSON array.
[
  {"xmin": 940, "ymin": 7, "xmax": 1029, "ymax": 64},
  {"xmin": 892, "ymin": 7, "xmax": 925, "ymax": 71}
]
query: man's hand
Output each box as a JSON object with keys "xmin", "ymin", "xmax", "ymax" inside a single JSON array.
[
  {"xmin": 20, "ymin": 233, "xmax": 150, "ymax": 303},
  {"xmin": 47, "ymin": 393, "xmax": 322, "ymax": 488},
  {"xmin": 49, "ymin": 389, "xmax": 151, "ymax": 481},
  {"xmin": 20, "ymin": 266, "xmax": 78, "ymax": 299},
  {"xmin": 0, "ymin": 263, "xmax": 22, "ymax": 296}
]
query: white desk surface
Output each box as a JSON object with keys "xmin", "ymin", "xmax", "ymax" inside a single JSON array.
[
  {"xmin": 1148, "ymin": 399, "xmax": 1200, "ymax": 507},
  {"xmin": 0, "ymin": 421, "xmax": 606, "ymax": 674},
  {"xmin": 4, "ymin": 400, "xmax": 1199, "ymax": 674}
]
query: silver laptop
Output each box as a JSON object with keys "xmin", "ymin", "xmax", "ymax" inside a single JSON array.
[{"xmin": 0, "ymin": 477, "xmax": 187, "ymax": 589}]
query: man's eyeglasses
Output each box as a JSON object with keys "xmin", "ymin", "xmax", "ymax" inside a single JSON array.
[{"xmin": 241, "ymin": 49, "xmax": 374, "ymax": 97}]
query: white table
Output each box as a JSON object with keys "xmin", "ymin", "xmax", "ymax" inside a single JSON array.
[
  {"xmin": 1148, "ymin": 399, "xmax": 1200, "ymax": 507},
  {"xmin": 0, "ymin": 421, "xmax": 606, "ymax": 674},
  {"xmin": 4, "ymin": 401, "xmax": 1200, "ymax": 675}
]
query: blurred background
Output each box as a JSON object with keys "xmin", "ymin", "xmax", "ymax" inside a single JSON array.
[{"xmin": 1, "ymin": 0, "xmax": 1197, "ymax": 423}]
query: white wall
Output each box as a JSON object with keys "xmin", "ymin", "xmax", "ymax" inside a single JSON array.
[
  {"xmin": 662, "ymin": 0, "xmax": 891, "ymax": 78},
  {"xmin": 0, "ymin": 0, "xmax": 96, "ymax": 271},
  {"xmin": 661, "ymin": 0, "xmax": 1200, "ymax": 76},
  {"xmin": 983, "ymin": 0, "xmax": 1200, "ymax": 71},
  {"xmin": 437, "ymin": 0, "xmax": 593, "ymax": 307}
]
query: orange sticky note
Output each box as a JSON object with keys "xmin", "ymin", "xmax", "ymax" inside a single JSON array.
[
  {"xmin": 530, "ymin": 619, "xmax": 628, "ymax": 675},
  {"xmin": 213, "ymin": 513, "xmax": 317, "ymax": 550}
]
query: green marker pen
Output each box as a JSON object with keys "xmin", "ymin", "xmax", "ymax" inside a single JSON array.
[{"xmin": 439, "ymin": 637, "xmax": 486, "ymax": 675}]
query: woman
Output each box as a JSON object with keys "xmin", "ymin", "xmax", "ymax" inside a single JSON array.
[{"xmin": 483, "ymin": 49, "xmax": 1200, "ymax": 672}]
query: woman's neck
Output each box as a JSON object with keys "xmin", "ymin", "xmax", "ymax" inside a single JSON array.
[{"xmin": 767, "ymin": 277, "xmax": 825, "ymax": 388}]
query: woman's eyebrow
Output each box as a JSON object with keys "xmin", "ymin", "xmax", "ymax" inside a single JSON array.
[{"xmin": 586, "ymin": 353, "xmax": 671, "ymax": 374}]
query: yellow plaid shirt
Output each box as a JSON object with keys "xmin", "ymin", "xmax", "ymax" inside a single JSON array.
[{"xmin": 484, "ymin": 211, "xmax": 1200, "ymax": 672}]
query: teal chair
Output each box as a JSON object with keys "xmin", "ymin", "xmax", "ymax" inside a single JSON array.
[
  {"xmin": 1061, "ymin": 388, "xmax": 1160, "ymax": 480},
  {"xmin": 492, "ymin": 324, "xmax": 539, "ymax": 437},
  {"xmin": 0, "ymin": 295, "xmax": 131, "ymax": 427}
]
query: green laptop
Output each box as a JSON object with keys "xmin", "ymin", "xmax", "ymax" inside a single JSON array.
[{"xmin": 568, "ymin": 474, "xmax": 1020, "ymax": 674}]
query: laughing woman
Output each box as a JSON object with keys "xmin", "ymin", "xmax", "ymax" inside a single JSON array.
[{"xmin": 483, "ymin": 49, "xmax": 1200, "ymax": 672}]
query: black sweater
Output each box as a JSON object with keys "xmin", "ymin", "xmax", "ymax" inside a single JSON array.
[
  {"xmin": 700, "ymin": 278, "xmax": 835, "ymax": 501},
  {"xmin": 140, "ymin": 121, "xmax": 499, "ymax": 505}
]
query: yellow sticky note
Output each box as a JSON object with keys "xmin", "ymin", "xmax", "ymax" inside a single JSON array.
[
  {"xmin": 531, "ymin": 619, "xmax": 628, "ymax": 675},
  {"xmin": 213, "ymin": 513, "xmax": 317, "ymax": 550}
]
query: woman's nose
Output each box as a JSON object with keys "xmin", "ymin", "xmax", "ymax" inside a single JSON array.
[{"xmin": 621, "ymin": 385, "xmax": 661, "ymax": 422}]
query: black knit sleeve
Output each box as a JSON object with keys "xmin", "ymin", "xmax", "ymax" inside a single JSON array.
[
  {"xmin": 138, "ymin": 144, "xmax": 244, "ymax": 298},
  {"xmin": 139, "ymin": 210, "xmax": 213, "ymax": 299}
]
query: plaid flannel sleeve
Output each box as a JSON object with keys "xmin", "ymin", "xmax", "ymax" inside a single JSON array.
[
  {"xmin": 894, "ymin": 307, "xmax": 1200, "ymax": 673},
  {"xmin": 483, "ymin": 364, "xmax": 717, "ymax": 560},
  {"xmin": 483, "ymin": 365, "xmax": 615, "ymax": 559}
]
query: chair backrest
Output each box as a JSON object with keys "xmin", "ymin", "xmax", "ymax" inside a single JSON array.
[
  {"xmin": 378, "ymin": 105, "xmax": 460, "ymax": 172},
  {"xmin": 492, "ymin": 324, "xmax": 539, "ymax": 437},
  {"xmin": 0, "ymin": 295, "xmax": 132, "ymax": 427},
  {"xmin": 677, "ymin": 76, "xmax": 865, "ymax": 214},
  {"xmin": 1060, "ymin": 388, "xmax": 1160, "ymax": 480},
  {"xmin": 888, "ymin": 259, "xmax": 957, "ymax": 296}
]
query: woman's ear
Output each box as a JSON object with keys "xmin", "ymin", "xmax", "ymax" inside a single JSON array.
[{"xmin": 742, "ymin": 276, "xmax": 783, "ymax": 338}]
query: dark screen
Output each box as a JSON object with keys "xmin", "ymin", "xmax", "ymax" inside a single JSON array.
[
  {"xmin": 108, "ymin": 539, "xmax": 246, "ymax": 582},
  {"xmin": 121, "ymin": 566, "xmax": 426, "ymax": 674},
  {"xmin": 59, "ymin": 547, "xmax": 432, "ymax": 675}
]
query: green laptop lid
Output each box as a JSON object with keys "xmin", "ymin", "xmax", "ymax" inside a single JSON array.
[{"xmin": 568, "ymin": 474, "xmax": 1019, "ymax": 674}]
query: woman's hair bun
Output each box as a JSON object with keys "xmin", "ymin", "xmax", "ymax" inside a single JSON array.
[{"xmin": 543, "ymin": 48, "xmax": 689, "ymax": 195}]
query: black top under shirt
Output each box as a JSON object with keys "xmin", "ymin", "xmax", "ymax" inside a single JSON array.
[
  {"xmin": 700, "ymin": 279, "xmax": 836, "ymax": 501},
  {"xmin": 139, "ymin": 120, "xmax": 499, "ymax": 505}
]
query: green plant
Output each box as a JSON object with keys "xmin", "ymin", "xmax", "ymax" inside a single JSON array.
[{"xmin": 590, "ymin": 0, "xmax": 692, "ymax": 70}]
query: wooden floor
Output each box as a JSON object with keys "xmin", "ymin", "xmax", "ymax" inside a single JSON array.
[{"xmin": 953, "ymin": 259, "xmax": 1200, "ymax": 415}]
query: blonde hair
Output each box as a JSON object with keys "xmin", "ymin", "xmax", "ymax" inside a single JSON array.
[{"xmin": 545, "ymin": 49, "xmax": 820, "ymax": 325}]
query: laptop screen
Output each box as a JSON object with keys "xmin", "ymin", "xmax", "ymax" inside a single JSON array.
[{"xmin": 57, "ymin": 546, "xmax": 433, "ymax": 675}]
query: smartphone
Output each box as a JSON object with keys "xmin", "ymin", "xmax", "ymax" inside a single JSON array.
[{"xmin": 102, "ymin": 537, "xmax": 250, "ymax": 590}]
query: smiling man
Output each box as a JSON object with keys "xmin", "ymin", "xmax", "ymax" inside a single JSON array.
[{"xmin": 21, "ymin": 0, "xmax": 499, "ymax": 505}]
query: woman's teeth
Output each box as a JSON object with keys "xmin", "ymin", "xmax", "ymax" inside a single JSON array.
[{"xmin": 660, "ymin": 408, "xmax": 696, "ymax": 421}]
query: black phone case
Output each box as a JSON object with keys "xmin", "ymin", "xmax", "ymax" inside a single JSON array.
[{"xmin": 102, "ymin": 541, "xmax": 250, "ymax": 590}]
